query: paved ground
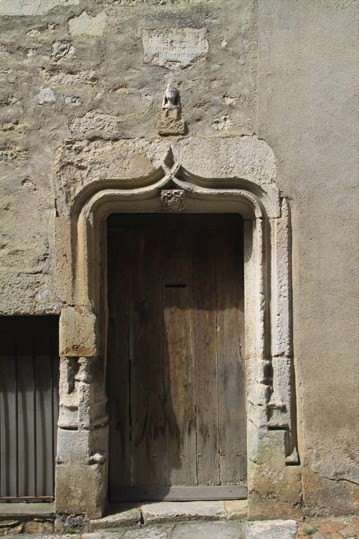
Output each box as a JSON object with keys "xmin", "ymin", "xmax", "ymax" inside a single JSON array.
[
  {"xmin": 2, "ymin": 517, "xmax": 358, "ymax": 539},
  {"xmin": 296, "ymin": 517, "xmax": 359, "ymax": 539},
  {"xmin": 0, "ymin": 502, "xmax": 358, "ymax": 538}
]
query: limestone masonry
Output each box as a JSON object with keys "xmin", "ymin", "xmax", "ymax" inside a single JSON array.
[{"xmin": 0, "ymin": 0, "xmax": 358, "ymax": 522}]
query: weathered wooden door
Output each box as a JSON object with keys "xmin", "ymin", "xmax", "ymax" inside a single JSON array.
[{"xmin": 107, "ymin": 214, "xmax": 246, "ymax": 502}]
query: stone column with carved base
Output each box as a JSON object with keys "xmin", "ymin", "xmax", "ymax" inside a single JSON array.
[
  {"xmin": 246, "ymin": 203, "xmax": 301, "ymax": 519},
  {"xmin": 55, "ymin": 306, "xmax": 108, "ymax": 519}
]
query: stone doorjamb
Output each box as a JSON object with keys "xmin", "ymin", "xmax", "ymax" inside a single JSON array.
[{"xmin": 54, "ymin": 140, "xmax": 301, "ymax": 519}]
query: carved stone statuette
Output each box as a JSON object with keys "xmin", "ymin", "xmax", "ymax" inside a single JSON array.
[
  {"xmin": 162, "ymin": 85, "xmax": 180, "ymax": 111},
  {"xmin": 157, "ymin": 84, "xmax": 186, "ymax": 136},
  {"xmin": 161, "ymin": 189, "xmax": 185, "ymax": 212}
]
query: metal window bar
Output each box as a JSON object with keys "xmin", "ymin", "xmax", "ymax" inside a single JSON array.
[{"xmin": 0, "ymin": 317, "xmax": 59, "ymax": 502}]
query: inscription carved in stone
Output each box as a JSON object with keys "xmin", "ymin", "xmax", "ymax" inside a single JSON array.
[
  {"xmin": 161, "ymin": 189, "xmax": 185, "ymax": 212},
  {"xmin": 142, "ymin": 28, "xmax": 208, "ymax": 68}
]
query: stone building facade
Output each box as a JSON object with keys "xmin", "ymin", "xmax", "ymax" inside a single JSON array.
[{"xmin": 0, "ymin": 0, "xmax": 358, "ymax": 521}]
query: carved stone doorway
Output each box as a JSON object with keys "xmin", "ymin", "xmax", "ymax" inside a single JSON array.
[
  {"xmin": 107, "ymin": 214, "xmax": 247, "ymax": 502},
  {"xmin": 55, "ymin": 140, "xmax": 299, "ymax": 518}
]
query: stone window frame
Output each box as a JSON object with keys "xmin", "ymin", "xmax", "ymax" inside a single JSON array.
[{"xmin": 55, "ymin": 147, "xmax": 300, "ymax": 519}]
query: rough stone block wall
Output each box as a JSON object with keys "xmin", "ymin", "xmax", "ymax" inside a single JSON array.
[
  {"xmin": 0, "ymin": 0, "xmax": 358, "ymax": 517},
  {"xmin": 0, "ymin": 0, "xmax": 257, "ymax": 313}
]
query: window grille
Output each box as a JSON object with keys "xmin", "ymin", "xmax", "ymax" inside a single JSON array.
[{"xmin": 0, "ymin": 316, "xmax": 59, "ymax": 501}]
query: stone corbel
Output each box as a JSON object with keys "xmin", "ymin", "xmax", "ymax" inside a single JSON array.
[{"xmin": 160, "ymin": 189, "xmax": 185, "ymax": 211}]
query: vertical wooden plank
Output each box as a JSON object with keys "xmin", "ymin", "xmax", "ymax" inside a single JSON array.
[
  {"xmin": 107, "ymin": 229, "xmax": 132, "ymax": 493},
  {"xmin": 162, "ymin": 228, "xmax": 197, "ymax": 486},
  {"xmin": 0, "ymin": 353, "xmax": 16, "ymax": 496},
  {"xmin": 52, "ymin": 353, "xmax": 60, "ymax": 497},
  {"xmin": 36, "ymin": 355, "xmax": 52, "ymax": 496},
  {"xmin": 17, "ymin": 355, "xmax": 34, "ymax": 496},
  {"xmin": 191, "ymin": 227, "xmax": 219, "ymax": 486},
  {"xmin": 216, "ymin": 225, "xmax": 247, "ymax": 484},
  {"xmin": 0, "ymin": 356, "xmax": 3, "ymax": 495},
  {"xmin": 0, "ymin": 355, "xmax": 13, "ymax": 497},
  {"xmin": 130, "ymin": 228, "xmax": 166, "ymax": 487},
  {"xmin": 33, "ymin": 322, "xmax": 59, "ymax": 498}
]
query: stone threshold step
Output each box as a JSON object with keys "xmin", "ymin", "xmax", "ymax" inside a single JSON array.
[
  {"xmin": 90, "ymin": 500, "xmax": 247, "ymax": 530},
  {"xmin": 0, "ymin": 502, "xmax": 55, "ymax": 518}
]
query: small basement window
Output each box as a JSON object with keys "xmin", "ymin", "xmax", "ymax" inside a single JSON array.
[{"xmin": 0, "ymin": 316, "xmax": 59, "ymax": 502}]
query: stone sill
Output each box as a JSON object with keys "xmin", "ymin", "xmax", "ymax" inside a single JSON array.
[
  {"xmin": 91, "ymin": 500, "xmax": 248, "ymax": 530},
  {"xmin": 0, "ymin": 502, "xmax": 55, "ymax": 518}
]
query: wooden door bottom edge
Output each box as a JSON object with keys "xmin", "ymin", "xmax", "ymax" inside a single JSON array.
[{"xmin": 110, "ymin": 485, "xmax": 248, "ymax": 502}]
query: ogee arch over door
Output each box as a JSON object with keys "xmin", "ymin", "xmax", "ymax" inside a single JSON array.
[{"xmin": 107, "ymin": 214, "xmax": 247, "ymax": 502}]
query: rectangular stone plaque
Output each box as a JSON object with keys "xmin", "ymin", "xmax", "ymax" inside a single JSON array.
[{"xmin": 142, "ymin": 28, "xmax": 208, "ymax": 68}]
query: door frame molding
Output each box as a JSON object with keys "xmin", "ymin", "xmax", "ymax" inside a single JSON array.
[{"xmin": 55, "ymin": 140, "xmax": 301, "ymax": 518}]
